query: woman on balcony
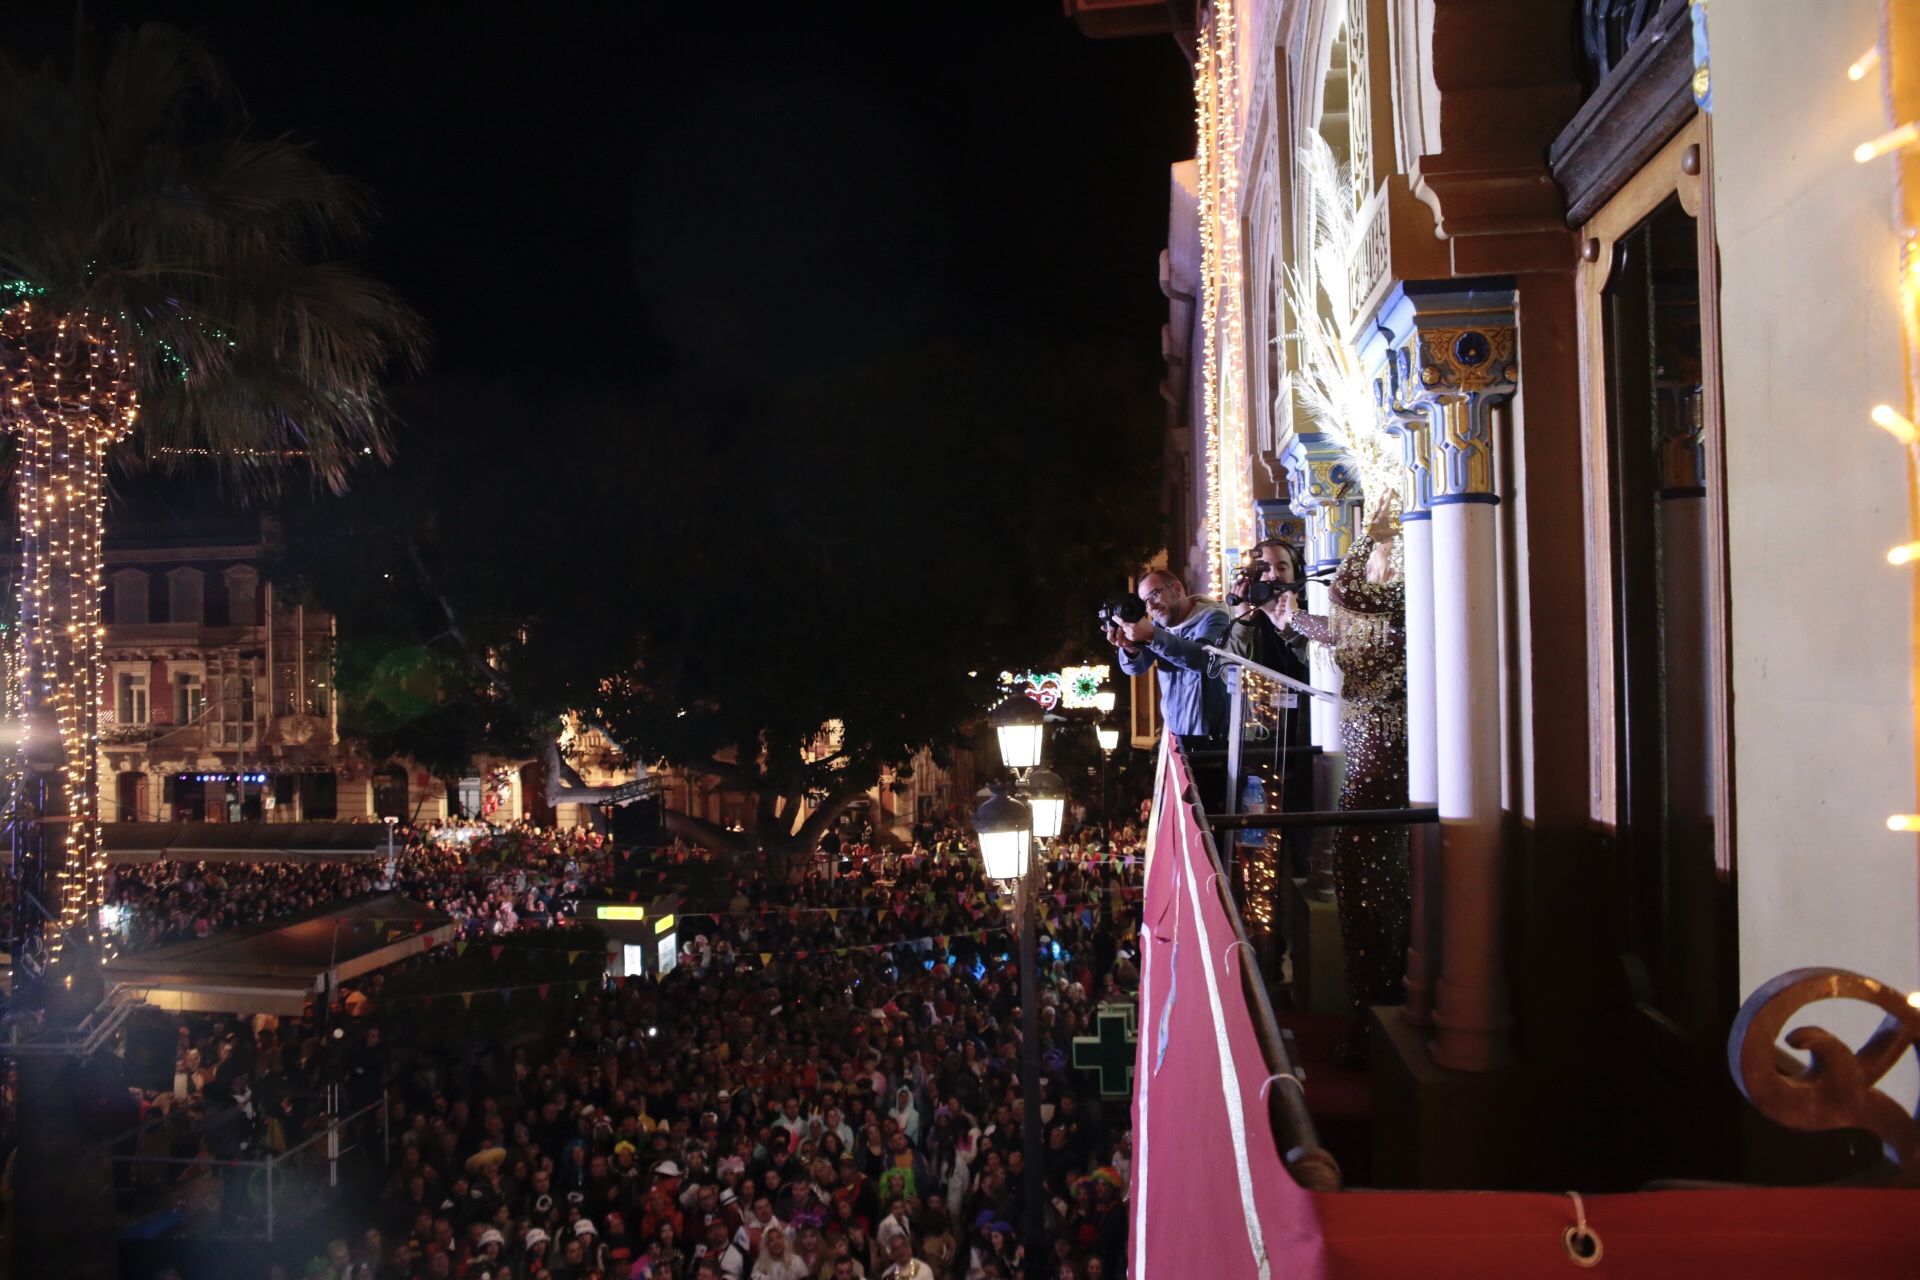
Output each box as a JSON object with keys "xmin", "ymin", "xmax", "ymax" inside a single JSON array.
[{"xmin": 1275, "ymin": 501, "xmax": 1409, "ymax": 1060}]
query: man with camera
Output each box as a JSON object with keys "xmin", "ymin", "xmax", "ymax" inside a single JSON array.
[
  {"xmin": 1227, "ymin": 539, "xmax": 1315, "ymax": 879},
  {"xmin": 1104, "ymin": 570, "xmax": 1231, "ymax": 750}
]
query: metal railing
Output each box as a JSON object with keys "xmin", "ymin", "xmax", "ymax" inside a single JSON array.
[
  {"xmin": 113, "ymin": 1093, "xmax": 390, "ymax": 1242},
  {"xmin": 1172, "ymin": 755, "xmax": 1341, "ymax": 1189}
]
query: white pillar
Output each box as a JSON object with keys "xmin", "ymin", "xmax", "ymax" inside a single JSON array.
[
  {"xmin": 1399, "ymin": 510, "xmax": 1441, "ymax": 1026},
  {"xmin": 1428, "ymin": 494, "xmax": 1512, "ymax": 1069},
  {"xmin": 1411, "ymin": 324, "xmax": 1518, "ymax": 1074},
  {"xmin": 1306, "ymin": 579, "xmax": 1343, "ymax": 750}
]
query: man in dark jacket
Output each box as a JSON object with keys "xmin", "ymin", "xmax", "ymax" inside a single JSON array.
[{"xmin": 1226, "ymin": 539, "xmax": 1316, "ymax": 880}]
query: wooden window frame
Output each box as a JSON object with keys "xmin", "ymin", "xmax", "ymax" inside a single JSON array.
[{"xmin": 1575, "ymin": 112, "xmax": 1736, "ymax": 882}]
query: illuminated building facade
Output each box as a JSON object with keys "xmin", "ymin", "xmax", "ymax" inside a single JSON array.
[{"xmin": 1073, "ymin": 0, "xmax": 1920, "ymax": 1190}]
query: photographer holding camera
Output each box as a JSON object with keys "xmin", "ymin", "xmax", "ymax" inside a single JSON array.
[
  {"xmin": 1226, "ymin": 538, "xmax": 1312, "ymax": 694},
  {"xmin": 1104, "ymin": 570, "xmax": 1231, "ymax": 748},
  {"xmin": 1227, "ymin": 538, "xmax": 1315, "ymax": 877}
]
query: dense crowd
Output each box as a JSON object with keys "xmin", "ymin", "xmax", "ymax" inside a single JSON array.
[
  {"xmin": 102, "ymin": 816, "xmax": 1141, "ymax": 1280},
  {"xmin": 104, "ymin": 822, "xmax": 627, "ymax": 951}
]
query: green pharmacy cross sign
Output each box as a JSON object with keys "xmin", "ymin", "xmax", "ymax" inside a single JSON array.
[{"xmin": 1072, "ymin": 1003, "xmax": 1138, "ymax": 1097}]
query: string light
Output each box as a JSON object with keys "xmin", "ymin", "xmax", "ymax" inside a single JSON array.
[
  {"xmin": 1908, "ymin": 990, "xmax": 1920, "ymax": 1009},
  {"xmin": 1192, "ymin": 0, "xmax": 1252, "ymax": 596},
  {"xmin": 1886, "ymin": 814, "xmax": 1920, "ymax": 832},
  {"xmin": 1889, "ymin": 543, "xmax": 1920, "ymax": 566},
  {"xmin": 1854, "ymin": 121, "xmax": 1920, "ymax": 164},
  {"xmin": 154, "ymin": 446, "xmax": 309, "ymax": 458},
  {"xmin": 0, "ymin": 301, "xmax": 138, "ymax": 965},
  {"xmin": 1850, "ymin": 45, "xmax": 1881, "ymax": 82},
  {"xmin": 1872, "ymin": 403, "xmax": 1918, "ymax": 444},
  {"xmin": 1194, "ymin": 13, "xmax": 1223, "ymax": 597}
]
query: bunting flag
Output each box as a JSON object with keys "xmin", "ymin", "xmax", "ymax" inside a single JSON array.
[
  {"xmin": 538, "ymin": 984, "xmax": 551, "ymax": 999},
  {"xmin": 761, "ymin": 953, "xmax": 774, "ymax": 966},
  {"xmin": 490, "ymin": 945, "xmax": 505, "ymax": 962},
  {"xmin": 567, "ymin": 951, "xmax": 582, "ymax": 965},
  {"xmin": 461, "ymin": 992, "xmax": 475, "ymax": 1008},
  {"xmin": 457, "ymin": 941, "xmax": 469, "ymax": 957},
  {"xmin": 576, "ymin": 980, "xmax": 589, "ymax": 993},
  {"xmin": 499, "ymin": 988, "xmax": 512, "ymax": 1005}
]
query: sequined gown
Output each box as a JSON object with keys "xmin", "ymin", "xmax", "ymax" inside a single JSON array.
[{"xmin": 1287, "ymin": 533, "xmax": 1409, "ymax": 1011}]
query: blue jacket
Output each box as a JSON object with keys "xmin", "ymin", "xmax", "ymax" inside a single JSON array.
[{"xmin": 1117, "ymin": 599, "xmax": 1231, "ymax": 739}]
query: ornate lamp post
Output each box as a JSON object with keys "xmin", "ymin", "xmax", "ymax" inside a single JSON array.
[{"xmin": 976, "ymin": 695, "xmax": 1058, "ymax": 1280}]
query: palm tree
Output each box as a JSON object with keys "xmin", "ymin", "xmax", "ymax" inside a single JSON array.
[{"xmin": 0, "ymin": 23, "xmax": 424, "ymax": 980}]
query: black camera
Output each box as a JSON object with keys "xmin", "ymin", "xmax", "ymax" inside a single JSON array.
[
  {"xmin": 1097, "ymin": 596, "xmax": 1146, "ymax": 630},
  {"xmin": 1227, "ymin": 560, "xmax": 1299, "ymax": 609}
]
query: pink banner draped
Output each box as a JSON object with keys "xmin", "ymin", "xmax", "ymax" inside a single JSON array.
[
  {"xmin": 1129, "ymin": 739, "xmax": 1920, "ymax": 1277},
  {"xmin": 1130, "ymin": 742, "xmax": 1325, "ymax": 1280}
]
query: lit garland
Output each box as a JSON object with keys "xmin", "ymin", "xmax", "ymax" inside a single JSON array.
[
  {"xmin": 1193, "ymin": 0, "xmax": 1253, "ymax": 596},
  {"xmin": 0, "ymin": 301, "xmax": 138, "ymax": 964},
  {"xmin": 1194, "ymin": 15, "xmax": 1222, "ymax": 596},
  {"xmin": 1214, "ymin": 0, "xmax": 1254, "ymax": 568}
]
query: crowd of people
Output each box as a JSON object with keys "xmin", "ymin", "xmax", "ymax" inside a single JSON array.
[
  {"xmin": 93, "ymin": 814, "xmax": 1142, "ymax": 1280},
  {"xmin": 104, "ymin": 822, "xmax": 627, "ymax": 951}
]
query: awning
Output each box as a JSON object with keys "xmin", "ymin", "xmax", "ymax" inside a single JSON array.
[
  {"xmin": 103, "ymin": 822, "xmax": 390, "ymax": 863},
  {"xmin": 106, "ymin": 892, "xmax": 454, "ymax": 1017}
]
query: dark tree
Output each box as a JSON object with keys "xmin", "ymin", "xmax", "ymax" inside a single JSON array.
[{"xmin": 283, "ymin": 339, "xmax": 1159, "ymax": 854}]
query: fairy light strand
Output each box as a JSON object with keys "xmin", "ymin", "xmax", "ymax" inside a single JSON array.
[
  {"xmin": 0, "ymin": 301, "xmax": 138, "ymax": 964},
  {"xmin": 1194, "ymin": 14, "xmax": 1223, "ymax": 597},
  {"xmin": 1192, "ymin": 0, "xmax": 1253, "ymax": 597}
]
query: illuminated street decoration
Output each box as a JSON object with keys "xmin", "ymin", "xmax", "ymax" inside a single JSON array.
[
  {"xmin": 1060, "ymin": 664, "xmax": 1112, "ymax": 709},
  {"xmin": 1193, "ymin": 0, "xmax": 1251, "ymax": 596},
  {"xmin": 998, "ymin": 665, "xmax": 1111, "ymax": 711},
  {"xmin": 0, "ymin": 302, "xmax": 139, "ymax": 962}
]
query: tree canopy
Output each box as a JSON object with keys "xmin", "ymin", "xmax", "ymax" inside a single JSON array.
[{"xmin": 282, "ymin": 336, "xmax": 1159, "ymax": 850}]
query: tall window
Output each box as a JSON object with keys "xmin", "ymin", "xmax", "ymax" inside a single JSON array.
[
  {"xmin": 115, "ymin": 671, "xmax": 150, "ymax": 725},
  {"xmin": 174, "ymin": 670, "xmax": 204, "ymax": 725},
  {"xmin": 112, "ymin": 570, "xmax": 149, "ymax": 625},
  {"xmin": 224, "ymin": 565, "xmax": 258, "ymax": 626},
  {"xmin": 167, "ymin": 568, "xmax": 204, "ymax": 625}
]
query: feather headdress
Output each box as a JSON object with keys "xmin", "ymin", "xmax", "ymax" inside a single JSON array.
[{"xmin": 1280, "ymin": 134, "xmax": 1401, "ymax": 528}]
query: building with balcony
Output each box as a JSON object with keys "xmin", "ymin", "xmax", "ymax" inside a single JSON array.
[
  {"xmin": 1073, "ymin": 0, "xmax": 1920, "ymax": 1198},
  {"xmin": 83, "ymin": 502, "xmax": 344, "ymax": 823}
]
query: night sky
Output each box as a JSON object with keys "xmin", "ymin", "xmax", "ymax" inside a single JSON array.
[{"xmin": 19, "ymin": 4, "xmax": 1192, "ymax": 396}]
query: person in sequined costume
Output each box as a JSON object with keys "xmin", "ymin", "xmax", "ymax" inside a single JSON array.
[{"xmin": 1276, "ymin": 505, "xmax": 1409, "ymax": 1028}]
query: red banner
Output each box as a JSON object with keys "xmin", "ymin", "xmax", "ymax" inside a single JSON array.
[{"xmin": 1132, "ymin": 740, "xmax": 1920, "ymax": 1277}]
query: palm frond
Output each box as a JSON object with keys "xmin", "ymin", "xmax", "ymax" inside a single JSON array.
[{"xmin": 0, "ymin": 21, "xmax": 425, "ymax": 494}]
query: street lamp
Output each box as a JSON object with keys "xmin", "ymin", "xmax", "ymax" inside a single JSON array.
[
  {"xmin": 973, "ymin": 784, "xmax": 1034, "ymax": 881},
  {"xmin": 971, "ymin": 786, "xmax": 1049, "ymax": 1280},
  {"xmin": 989, "ymin": 694, "xmax": 1046, "ymax": 773},
  {"xmin": 1095, "ymin": 717, "xmax": 1120, "ymax": 826},
  {"xmin": 1025, "ymin": 768, "xmax": 1067, "ymax": 842}
]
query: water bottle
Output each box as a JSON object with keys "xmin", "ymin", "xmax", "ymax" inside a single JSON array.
[{"xmin": 1239, "ymin": 772, "xmax": 1267, "ymax": 847}]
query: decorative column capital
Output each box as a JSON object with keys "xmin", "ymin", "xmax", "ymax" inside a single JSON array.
[
  {"xmin": 1358, "ymin": 285, "xmax": 1519, "ymax": 508},
  {"xmin": 1278, "ymin": 433, "xmax": 1362, "ymax": 574}
]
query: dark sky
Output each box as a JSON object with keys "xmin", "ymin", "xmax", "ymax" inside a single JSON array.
[{"xmin": 22, "ymin": 3, "xmax": 1192, "ymax": 392}]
